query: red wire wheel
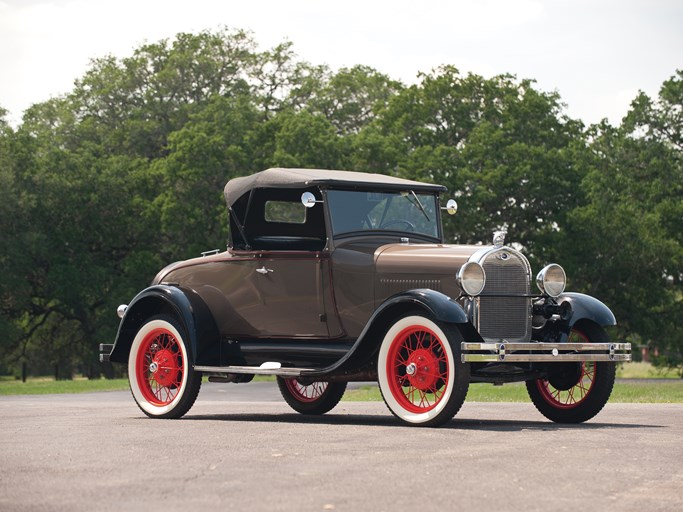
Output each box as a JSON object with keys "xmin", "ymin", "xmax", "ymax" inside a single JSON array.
[
  {"xmin": 534, "ymin": 361, "xmax": 596, "ymax": 409},
  {"xmin": 283, "ymin": 380, "xmax": 329, "ymax": 403},
  {"xmin": 128, "ymin": 316, "xmax": 201, "ymax": 419},
  {"xmin": 135, "ymin": 327, "xmax": 184, "ymax": 406},
  {"xmin": 385, "ymin": 326, "xmax": 449, "ymax": 413},
  {"xmin": 378, "ymin": 314, "xmax": 469, "ymax": 427},
  {"xmin": 277, "ymin": 377, "xmax": 347, "ymax": 415},
  {"xmin": 526, "ymin": 324, "xmax": 616, "ymax": 423}
]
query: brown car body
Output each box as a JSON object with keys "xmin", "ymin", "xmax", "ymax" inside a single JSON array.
[{"xmin": 104, "ymin": 168, "xmax": 631, "ymax": 426}]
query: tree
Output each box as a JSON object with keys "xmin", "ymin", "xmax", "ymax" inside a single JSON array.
[
  {"xmin": 269, "ymin": 110, "xmax": 349, "ymax": 170},
  {"xmin": 152, "ymin": 94, "xmax": 261, "ymax": 258},
  {"xmin": 0, "ymin": 29, "xmax": 339, "ymax": 376},
  {"xmin": 562, "ymin": 72, "xmax": 683, "ymax": 373},
  {"xmin": 308, "ymin": 65, "xmax": 404, "ymax": 135},
  {"xmin": 72, "ymin": 28, "xmax": 257, "ymax": 159},
  {"xmin": 0, "ymin": 108, "xmax": 27, "ymax": 373},
  {"xmin": 354, "ymin": 66, "xmax": 588, "ymax": 266}
]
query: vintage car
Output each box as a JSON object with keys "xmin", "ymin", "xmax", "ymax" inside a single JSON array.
[{"xmin": 101, "ymin": 168, "xmax": 631, "ymax": 427}]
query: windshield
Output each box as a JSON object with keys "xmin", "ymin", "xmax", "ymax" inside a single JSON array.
[{"xmin": 326, "ymin": 190, "xmax": 440, "ymax": 239}]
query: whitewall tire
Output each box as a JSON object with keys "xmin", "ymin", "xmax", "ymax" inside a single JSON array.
[{"xmin": 377, "ymin": 314, "xmax": 469, "ymax": 427}]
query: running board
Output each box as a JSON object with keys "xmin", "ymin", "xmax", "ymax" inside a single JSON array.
[{"xmin": 194, "ymin": 363, "xmax": 317, "ymax": 377}]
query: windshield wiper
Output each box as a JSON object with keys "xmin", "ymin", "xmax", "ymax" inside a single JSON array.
[{"xmin": 404, "ymin": 190, "xmax": 430, "ymax": 222}]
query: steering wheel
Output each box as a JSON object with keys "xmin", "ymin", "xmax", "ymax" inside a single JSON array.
[{"xmin": 380, "ymin": 219, "xmax": 416, "ymax": 231}]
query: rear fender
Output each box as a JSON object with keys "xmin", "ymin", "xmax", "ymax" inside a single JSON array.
[{"xmin": 109, "ymin": 285, "xmax": 220, "ymax": 366}]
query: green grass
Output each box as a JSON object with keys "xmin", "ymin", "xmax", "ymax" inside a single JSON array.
[
  {"xmin": 342, "ymin": 379, "xmax": 683, "ymax": 403},
  {"xmin": 1, "ymin": 362, "xmax": 681, "ymax": 402},
  {"xmin": 0, "ymin": 377, "xmax": 130, "ymax": 396},
  {"xmin": 616, "ymin": 361, "xmax": 679, "ymax": 379},
  {"xmin": 0, "ymin": 374, "xmax": 276, "ymax": 396},
  {"xmin": 340, "ymin": 362, "xmax": 682, "ymax": 403}
]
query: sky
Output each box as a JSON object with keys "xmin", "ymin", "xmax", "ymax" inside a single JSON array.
[{"xmin": 0, "ymin": 0, "xmax": 681, "ymax": 127}]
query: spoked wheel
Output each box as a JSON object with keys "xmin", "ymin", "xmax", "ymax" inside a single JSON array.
[
  {"xmin": 377, "ymin": 313, "xmax": 469, "ymax": 427},
  {"xmin": 526, "ymin": 324, "xmax": 616, "ymax": 423},
  {"xmin": 128, "ymin": 315, "xmax": 201, "ymax": 419},
  {"xmin": 277, "ymin": 377, "xmax": 347, "ymax": 415}
]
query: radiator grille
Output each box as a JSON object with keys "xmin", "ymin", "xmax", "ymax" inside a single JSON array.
[{"xmin": 478, "ymin": 250, "xmax": 531, "ymax": 342}]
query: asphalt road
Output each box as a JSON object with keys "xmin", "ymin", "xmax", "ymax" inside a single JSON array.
[{"xmin": 1, "ymin": 382, "xmax": 681, "ymax": 512}]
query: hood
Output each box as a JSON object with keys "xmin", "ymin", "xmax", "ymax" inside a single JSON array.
[{"xmin": 374, "ymin": 243, "xmax": 486, "ymax": 275}]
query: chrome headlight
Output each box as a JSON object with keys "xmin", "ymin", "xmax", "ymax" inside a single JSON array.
[
  {"xmin": 457, "ymin": 262, "xmax": 486, "ymax": 296},
  {"xmin": 536, "ymin": 264, "xmax": 566, "ymax": 297}
]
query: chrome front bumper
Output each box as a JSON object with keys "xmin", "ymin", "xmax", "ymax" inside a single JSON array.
[{"xmin": 461, "ymin": 342, "xmax": 632, "ymax": 363}]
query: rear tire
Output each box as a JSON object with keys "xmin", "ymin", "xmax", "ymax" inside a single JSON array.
[
  {"xmin": 377, "ymin": 313, "xmax": 469, "ymax": 427},
  {"xmin": 277, "ymin": 377, "xmax": 347, "ymax": 415},
  {"xmin": 128, "ymin": 315, "xmax": 201, "ymax": 419},
  {"xmin": 526, "ymin": 324, "xmax": 615, "ymax": 423}
]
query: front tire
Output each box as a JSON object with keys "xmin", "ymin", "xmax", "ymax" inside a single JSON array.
[
  {"xmin": 128, "ymin": 315, "xmax": 201, "ymax": 419},
  {"xmin": 377, "ymin": 314, "xmax": 469, "ymax": 427},
  {"xmin": 526, "ymin": 324, "xmax": 616, "ymax": 423},
  {"xmin": 277, "ymin": 377, "xmax": 347, "ymax": 415}
]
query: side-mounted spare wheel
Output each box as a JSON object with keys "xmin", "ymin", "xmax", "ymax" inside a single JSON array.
[
  {"xmin": 128, "ymin": 314, "xmax": 202, "ymax": 419},
  {"xmin": 526, "ymin": 323, "xmax": 616, "ymax": 423},
  {"xmin": 377, "ymin": 313, "xmax": 470, "ymax": 427}
]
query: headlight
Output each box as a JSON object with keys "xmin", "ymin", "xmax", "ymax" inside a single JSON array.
[
  {"xmin": 536, "ymin": 264, "xmax": 566, "ymax": 297},
  {"xmin": 457, "ymin": 262, "xmax": 486, "ymax": 296}
]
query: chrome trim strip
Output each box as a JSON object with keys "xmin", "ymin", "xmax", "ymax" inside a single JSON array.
[
  {"xmin": 461, "ymin": 342, "xmax": 632, "ymax": 363},
  {"xmin": 463, "ymin": 354, "xmax": 632, "ymax": 363},
  {"xmin": 194, "ymin": 365, "xmax": 316, "ymax": 377},
  {"xmin": 462, "ymin": 342, "xmax": 632, "ymax": 351}
]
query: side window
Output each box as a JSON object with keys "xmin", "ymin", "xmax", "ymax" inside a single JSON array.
[
  {"xmin": 248, "ymin": 189, "xmax": 326, "ymax": 251},
  {"xmin": 264, "ymin": 201, "xmax": 306, "ymax": 224}
]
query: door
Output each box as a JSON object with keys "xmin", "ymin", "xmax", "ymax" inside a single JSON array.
[{"xmin": 239, "ymin": 253, "xmax": 329, "ymax": 337}]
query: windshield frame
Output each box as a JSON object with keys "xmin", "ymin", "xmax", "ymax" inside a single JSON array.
[{"xmin": 324, "ymin": 188, "xmax": 443, "ymax": 241}]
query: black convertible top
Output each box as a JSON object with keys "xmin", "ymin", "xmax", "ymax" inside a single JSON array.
[{"xmin": 224, "ymin": 168, "xmax": 446, "ymax": 206}]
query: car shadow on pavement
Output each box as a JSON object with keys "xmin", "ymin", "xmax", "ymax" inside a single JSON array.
[{"xmin": 182, "ymin": 412, "xmax": 661, "ymax": 431}]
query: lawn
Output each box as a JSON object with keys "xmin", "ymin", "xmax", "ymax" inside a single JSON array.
[
  {"xmin": 342, "ymin": 380, "xmax": 683, "ymax": 403},
  {"xmin": 343, "ymin": 361, "xmax": 683, "ymax": 403},
  {"xmin": 1, "ymin": 362, "xmax": 680, "ymax": 402},
  {"xmin": 0, "ymin": 377, "xmax": 130, "ymax": 396}
]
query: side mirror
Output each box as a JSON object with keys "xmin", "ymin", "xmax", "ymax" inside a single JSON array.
[
  {"xmin": 301, "ymin": 192, "xmax": 323, "ymax": 208},
  {"xmin": 442, "ymin": 199, "xmax": 458, "ymax": 215}
]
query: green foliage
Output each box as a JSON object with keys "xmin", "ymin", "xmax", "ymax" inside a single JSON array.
[
  {"xmin": 152, "ymin": 94, "xmax": 260, "ymax": 258},
  {"xmin": 559, "ymin": 72, "xmax": 683, "ymax": 369},
  {"xmin": 355, "ymin": 66, "xmax": 587, "ymax": 263},
  {"xmin": 0, "ymin": 28, "xmax": 680, "ymax": 376}
]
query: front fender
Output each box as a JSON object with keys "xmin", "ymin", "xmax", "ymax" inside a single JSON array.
[
  {"xmin": 379, "ymin": 288, "xmax": 470, "ymax": 324},
  {"xmin": 109, "ymin": 285, "xmax": 220, "ymax": 365},
  {"xmin": 560, "ymin": 292, "xmax": 617, "ymax": 328},
  {"xmin": 305, "ymin": 289, "xmax": 480, "ymax": 378}
]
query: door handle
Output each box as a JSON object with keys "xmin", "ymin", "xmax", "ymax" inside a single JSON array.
[{"xmin": 256, "ymin": 266, "xmax": 273, "ymax": 274}]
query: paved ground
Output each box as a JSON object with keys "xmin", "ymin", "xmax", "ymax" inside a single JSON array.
[{"xmin": 1, "ymin": 382, "xmax": 681, "ymax": 512}]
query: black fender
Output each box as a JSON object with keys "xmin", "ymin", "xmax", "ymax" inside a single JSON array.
[
  {"xmin": 535, "ymin": 292, "xmax": 617, "ymax": 343},
  {"xmin": 109, "ymin": 285, "xmax": 220, "ymax": 366},
  {"xmin": 559, "ymin": 292, "xmax": 617, "ymax": 328},
  {"xmin": 305, "ymin": 289, "xmax": 480, "ymax": 378}
]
